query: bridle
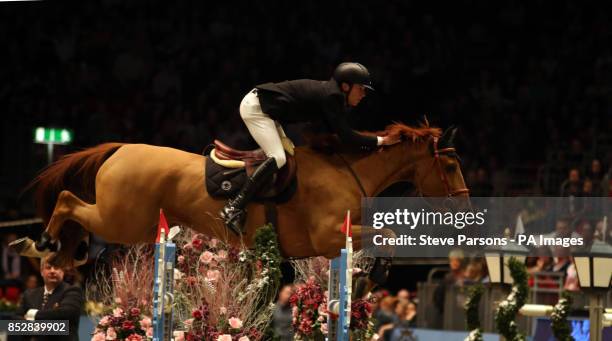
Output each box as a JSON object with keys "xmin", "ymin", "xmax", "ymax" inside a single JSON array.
[{"xmin": 419, "ymin": 136, "xmax": 470, "ymax": 198}]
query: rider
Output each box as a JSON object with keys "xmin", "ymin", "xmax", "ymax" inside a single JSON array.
[{"xmin": 220, "ymin": 62, "xmax": 401, "ymax": 235}]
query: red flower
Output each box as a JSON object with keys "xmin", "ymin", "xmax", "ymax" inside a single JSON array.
[
  {"xmin": 122, "ymin": 320, "xmax": 135, "ymax": 330},
  {"xmin": 192, "ymin": 238, "xmax": 203, "ymax": 250},
  {"xmin": 299, "ymin": 319, "xmax": 313, "ymax": 334},
  {"xmin": 192, "ymin": 309, "xmax": 203, "ymax": 320},
  {"xmin": 126, "ymin": 334, "xmax": 143, "ymax": 341},
  {"xmin": 129, "ymin": 307, "xmax": 140, "ymax": 317}
]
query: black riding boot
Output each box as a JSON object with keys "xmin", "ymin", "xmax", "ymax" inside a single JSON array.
[{"xmin": 220, "ymin": 157, "xmax": 278, "ymax": 235}]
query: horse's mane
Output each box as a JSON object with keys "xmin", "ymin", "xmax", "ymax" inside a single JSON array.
[
  {"xmin": 302, "ymin": 120, "xmax": 441, "ymax": 153},
  {"xmin": 367, "ymin": 121, "xmax": 442, "ymax": 142}
]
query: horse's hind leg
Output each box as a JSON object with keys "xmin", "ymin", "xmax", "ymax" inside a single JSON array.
[{"xmin": 36, "ymin": 190, "xmax": 100, "ymax": 263}]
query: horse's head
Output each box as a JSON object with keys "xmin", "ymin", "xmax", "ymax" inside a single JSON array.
[{"xmin": 413, "ymin": 127, "xmax": 470, "ymax": 207}]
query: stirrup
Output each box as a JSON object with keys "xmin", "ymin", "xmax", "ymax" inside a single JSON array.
[{"xmin": 223, "ymin": 208, "xmax": 246, "ymax": 235}]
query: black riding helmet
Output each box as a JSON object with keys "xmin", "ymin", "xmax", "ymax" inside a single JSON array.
[{"xmin": 332, "ymin": 62, "xmax": 375, "ymax": 91}]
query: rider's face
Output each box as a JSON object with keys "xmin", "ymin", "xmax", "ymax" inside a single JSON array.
[{"xmin": 343, "ymin": 84, "xmax": 366, "ymax": 107}]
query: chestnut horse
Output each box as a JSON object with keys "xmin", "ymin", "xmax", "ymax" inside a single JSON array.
[{"xmin": 12, "ymin": 123, "xmax": 468, "ymax": 267}]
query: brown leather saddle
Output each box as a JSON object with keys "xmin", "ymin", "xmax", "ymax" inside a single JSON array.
[{"xmin": 205, "ymin": 139, "xmax": 297, "ymax": 199}]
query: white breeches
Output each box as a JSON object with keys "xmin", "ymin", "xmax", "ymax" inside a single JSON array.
[{"xmin": 239, "ymin": 89, "xmax": 287, "ymax": 168}]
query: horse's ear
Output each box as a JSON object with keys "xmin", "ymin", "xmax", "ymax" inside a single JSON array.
[
  {"xmin": 439, "ymin": 126, "xmax": 457, "ymax": 148},
  {"xmin": 438, "ymin": 126, "xmax": 453, "ymax": 148}
]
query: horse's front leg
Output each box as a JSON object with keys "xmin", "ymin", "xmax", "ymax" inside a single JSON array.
[{"xmin": 314, "ymin": 224, "xmax": 396, "ymax": 291}]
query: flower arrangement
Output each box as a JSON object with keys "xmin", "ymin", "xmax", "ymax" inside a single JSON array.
[
  {"xmin": 290, "ymin": 277, "xmax": 327, "ymax": 340},
  {"xmin": 91, "ymin": 306, "xmax": 152, "ymax": 341},
  {"xmin": 289, "ymin": 252, "xmax": 375, "ymax": 340},
  {"xmin": 88, "ymin": 224, "xmax": 282, "ymax": 341},
  {"xmin": 173, "ymin": 225, "xmax": 281, "ymax": 340},
  {"xmin": 86, "ymin": 243, "xmax": 155, "ymax": 317}
]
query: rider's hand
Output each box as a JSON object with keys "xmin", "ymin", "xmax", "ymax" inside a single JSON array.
[{"xmin": 378, "ymin": 135, "xmax": 401, "ymax": 146}]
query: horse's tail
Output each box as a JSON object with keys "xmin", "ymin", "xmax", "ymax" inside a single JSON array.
[{"xmin": 28, "ymin": 143, "xmax": 125, "ymax": 224}]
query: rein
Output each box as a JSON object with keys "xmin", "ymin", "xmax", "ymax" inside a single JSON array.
[
  {"xmin": 335, "ymin": 136, "xmax": 469, "ymax": 199},
  {"xmin": 336, "ymin": 153, "xmax": 368, "ymax": 197}
]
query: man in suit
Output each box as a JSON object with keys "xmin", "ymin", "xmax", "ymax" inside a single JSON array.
[
  {"xmin": 14, "ymin": 253, "xmax": 83, "ymax": 341},
  {"xmin": 220, "ymin": 62, "xmax": 401, "ymax": 234}
]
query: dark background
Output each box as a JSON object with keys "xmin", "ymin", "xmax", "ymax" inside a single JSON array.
[{"xmin": 1, "ymin": 0, "xmax": 611, "ymax": 288}]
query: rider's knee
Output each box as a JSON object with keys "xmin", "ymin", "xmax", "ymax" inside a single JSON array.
[{"xmin": 272, "ymin": 153, "xmax": 286, "ymax": 168}]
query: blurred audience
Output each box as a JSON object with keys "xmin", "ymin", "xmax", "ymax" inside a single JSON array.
[{"xmin": 272, "ymin": 284, "xmax": 294, "ymax": 341}]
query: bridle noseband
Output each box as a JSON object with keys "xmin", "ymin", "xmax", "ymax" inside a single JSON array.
[{"xmin": 421, "ymin": 136, "xmax": 470, "ymax": 197}]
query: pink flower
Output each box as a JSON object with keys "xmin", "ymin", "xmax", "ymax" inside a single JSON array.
[
  {"xmin": 238, "ymin": 337, "xmax": 250, "ymax": 341},
  {"xmin": 206, "ymin": 270, "xmax": 220, "ymax": 281},
  {"xmin": 217, "ymin": 335, "xmax": 232, "ymax": 341},
  {"xmin": 186, "ymin": 276, "xmax": 197, "ymax": 286},
  {"xmin": 199, "ymin": 251, "xmax": 214, "ymax": 264},
  {"xmin": 216, "ymin": 250, "xmax": 228, "ymax": 260},
  {"xmin": 220, "ymin": 306, "xmax": 227, "ymax": 315},
  {"xmin": 129, "ymin": 307, "xmax": 140, "ymax": 317},
  {"xmin": 92, "ymin": 332, "xmax": 105, "ymax": 341},
  {"xmin": 210, "ymin": 238, "xmax": 219, "ymax": 248},
  {"xmin": 99, "ymin": 316, "xmax": 110, "ymax": 327},
  {"xmin": 146, "ymin": 327, "xmax": 153, "ymax": 337},
  {"xmin": 112, "ymin": 307, "xmax": 123, "ymax": 317},
  {"xmin": 105, "ymin": 327, "xmax": 117, "ymax": 340},
  {"xmin": 126, "ymin": 334, "xmax": 142, "ymax": 341},
  {"xmin": 139, "ymin": 317, "xmax": 151, "ymax": 329},
  {"xmin": 228, "ymin": 317, "xmax": 243, "ymax": 329},
  {"xmin": 178, "ymin": 255, "xmax": 185, "ymax": 264},
  {"xmin": 173, "ymin": 331, "xmax": 185, "ymax": 341}
]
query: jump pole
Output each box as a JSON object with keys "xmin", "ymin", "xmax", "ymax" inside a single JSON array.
[
  {"xmin": 152, "ymin": 209, "xmax": 177, "ymax": 341},
  {"xmin": 327, "ymin": 210, "xmax": 353, "ymax": 341}
]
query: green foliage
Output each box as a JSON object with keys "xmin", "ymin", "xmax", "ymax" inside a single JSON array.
[
  {"xmin": 551, "ymin": 291, "xmax": 574, "ymax": 341},
  {"xmin": 464, "ymin": 284, "xmax": 484, "ymax": 341},
  {"xmin": 0, "ymin": 298, "xmax": 18, "ymax": 312},
  {"xmin": 494, "ymin": 257, "xmax": 528, "ymax": 341},
  {"xmin": 252, "ymin": 223, "xmax": 283, "ymax": 299}
]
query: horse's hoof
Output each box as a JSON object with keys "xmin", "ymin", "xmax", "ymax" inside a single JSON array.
[
  {"xmin": 73, "ymin": 254, "xmax": 88, "ymax": 267},
  {"xmin": 74, "ymin": 240, "xmax": 89, "ymax": 261},
  {"xmin": 9, "ymin": 237, "xmax": 32, "ymax": 254},
  {"xmin": 368, "ymin": 257, "xmax": 392, "ymax": 285},
  {"xmin": 9, "ymin": 237, "xmax": 48, "ymax": 258},
  {"xmin": 35, "ymin": 232, "xmax": 59, "ymax": 252}
]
